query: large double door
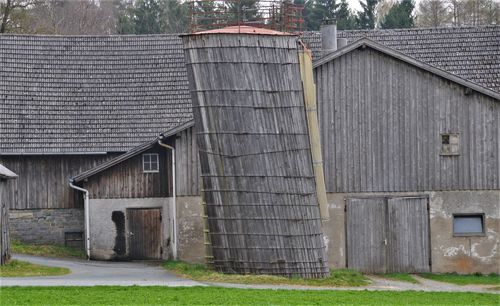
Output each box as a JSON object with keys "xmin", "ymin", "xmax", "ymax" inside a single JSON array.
[{"xmin": 346, "ymin": 196, "xmax": 430, "ymax": 273}]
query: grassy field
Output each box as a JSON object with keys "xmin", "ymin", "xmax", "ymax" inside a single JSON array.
[
  {"xmin": 382, "ymin": 273, "xmax": 419, "ymax": 284},
  {"xmin": 163, "ymin": 261, "xmax": 370, "ymax": 287},
  {"xmin": 419, "ymin": 273, "xmax": 500, "ymax": 285},
  {"xmin": 1, "ymin": 286, "xmax": 498, "ymax": 305},
  {"xmin": 0, "ymin": 259, "xmax": 70, "ymax": 277},
  {"xmin": 11, "ymin": 240, "xmax": 85, "ymax": 259}
]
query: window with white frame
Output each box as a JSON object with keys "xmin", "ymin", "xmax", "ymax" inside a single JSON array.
[
  {"xmin": 143, "ymin": 153, "xmax": 159, "ymax": 173},
  {"xmin": 453, "ymin": 214, "xmax": 485, "ymax": 236}
]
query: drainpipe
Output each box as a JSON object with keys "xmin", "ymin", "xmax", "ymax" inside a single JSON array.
[
  {"xmin": 69, "ymin": 181, "xmax": 90, "ymax": 260},
  {"xmin": 158, "ymin": 137, "xmax": 177, "ymax": 260}
]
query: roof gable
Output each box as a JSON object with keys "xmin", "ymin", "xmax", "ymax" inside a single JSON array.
[
  {"xmin": 314, "ymin": 38, "xmax": 500, "ymax": 101},
  {"xmin": 301, "ymin": 26, "xmax": 500, "ymax": 93},
  {"xmin": 0, "ymin": 164, "xmax": 17, "ymax": 179}
]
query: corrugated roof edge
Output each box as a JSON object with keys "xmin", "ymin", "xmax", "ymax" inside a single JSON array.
[
  {"xmin": 313, "ymin": 38, "xmax": 500, "ymax": 101},
  {"xmin": 0, "ymin": 164, "xmax": 18, "ymax": 179},
  {"xmin": 71, "ymin": 120, "xmax": 195, "ymax": 183}
]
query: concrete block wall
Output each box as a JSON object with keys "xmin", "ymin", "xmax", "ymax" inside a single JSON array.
[
  {"xmin": 9, "ymin": 208, "xmax": 84, "ymax": 245},
  {"xmin": 176, "ymin": 196, "xmax": 205, "ymax": 264},
  {"xmin": 322, "ymin": 190, "xmax": 500, "ymax": 274}
]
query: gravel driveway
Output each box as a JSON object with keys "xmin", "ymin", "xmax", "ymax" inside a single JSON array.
[{"xmin": 0, "ymin": 254, "xmax": 203, "ymax": 287}]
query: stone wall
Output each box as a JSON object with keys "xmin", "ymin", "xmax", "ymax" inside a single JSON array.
[{"xmin": 9, "ymin": 208, "xmax": 84, "ymax": 245}]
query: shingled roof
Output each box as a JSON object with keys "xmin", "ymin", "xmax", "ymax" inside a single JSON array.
[
  {"xmin": 302, "ymin": 25, "xmax": 500, "ymax": 93},
  {"xmin": 0, "ymin": 35, "xmax": 193, "ymax": 154},
  {"xmin": 2, "ymin": 27, "xmax": 498, "ymax": 154}
]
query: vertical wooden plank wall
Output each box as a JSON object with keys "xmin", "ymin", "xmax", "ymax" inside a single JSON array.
[
  {"xmin": 0, "ymin": 154, "xmax": 118, "ymax": 209},
  {"xmin": 183, "ymin": 33, "xmax": 329, "ymax": 278},
  {"xmin": 315, "ymin": 48, "xmax": 500, "ymax": 193},
  {"xmin": 0, "ymin": 181, "xmax": 10, "ymax": 265},
  {"xmin": 82, "ymin": 147, "xmax": 170, "ymax": 199},
  {"xmin": 175, "ymin": 127, "xmax": 201, "ymax": 196}
]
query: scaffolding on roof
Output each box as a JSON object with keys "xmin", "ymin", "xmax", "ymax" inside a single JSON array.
[{"xmin": 187, "ymin": 0, "xmax": 304, "ymax": 33}]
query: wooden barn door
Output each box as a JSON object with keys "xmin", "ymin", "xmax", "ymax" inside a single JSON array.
[
  {"xmin": 127, "ymin": 208, "xmax": 162, "ymax": 260},
  {"xmin": 387, "ymin": 197, "xmax": 430, "ymax": 273},
  {"xmin": 346, "ymin": 198, "xmax": 387, "ymax": 274},
  {"xmin": 346, "ymin": 196, "xmax": 430, "ymax": 273}
]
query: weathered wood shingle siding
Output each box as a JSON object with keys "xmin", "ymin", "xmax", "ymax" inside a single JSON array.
[
  {"xmin": 315, "ymin": 47, "xmax": 499, "ymax": 193},
  {"xmin": 175, "ymin": 126, "xmax": 201, "ymax": 196},
  {"xmin": 81, "ymin": 147, "xmax": 171, "ymax": 199},
  {"xmin": 0, "ymin": 155, "xmax": 117, "ymax": 209}
]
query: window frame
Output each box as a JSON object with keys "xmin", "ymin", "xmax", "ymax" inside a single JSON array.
[
  {"xmin": 440, "ymin": 133, "xmax": 460, "ymax": 156},
  {"xmin": 452, "ymin": 213, "xmax": 485, "ymax": 237},
  {"xmin": 142, "ymin": 153, "xmax": 160, "ymax": 173}
]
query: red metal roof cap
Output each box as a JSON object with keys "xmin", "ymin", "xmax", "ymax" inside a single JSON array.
[{"xmin": 193, "ymin": 26, "xmax": 293, "ymax": 36}]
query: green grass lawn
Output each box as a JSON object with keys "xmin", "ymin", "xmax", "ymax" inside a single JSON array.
[
  {"xmin": 163, "ymin": 261, "xmax": 370, "ymax": 287},
  {"xmin": 0, "ymin": 259, "xmax": 70, "ymax": 277},
  {"xmin": 1, "ymin": 286, "xmax": 498, "ymax": 305},
  {"xmin": 419, "ymin": 273, "xmax": 500, "ymax": 286},
  {"xmin": 11, "ymin": 240, "xmax": 86, "ymax": 259},
  {"xmin": 382, "ymin": 273, "xmax": 419, "ymax": 284}
]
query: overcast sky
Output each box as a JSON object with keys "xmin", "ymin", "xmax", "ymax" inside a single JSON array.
[{"xmin": 346, "ymin": 0, "xmax": 422, "ymax": 12}]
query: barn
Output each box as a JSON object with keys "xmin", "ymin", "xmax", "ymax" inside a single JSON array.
[
  {"xmin": 313, "ymin": 26, "xmax": 499, "ymax": 274},
  {"xmin": 69, "ymin": 121, "xmax": 203, "ymax": 261},
  {"xmin": 1, "ymin": 26, "xmax": 498, "ymax": 273},
  {"xmin": 0, "ymin": 34, "xmax": 193, "ymax": 253},
  {"xmin": 0, "ymin": 164, "xmax": 17, "ymax": 265}
]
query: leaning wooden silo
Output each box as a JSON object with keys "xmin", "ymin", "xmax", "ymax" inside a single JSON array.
[{"xmin": 182, "ymin": 26, "xmax": 329, "ymax": 278}]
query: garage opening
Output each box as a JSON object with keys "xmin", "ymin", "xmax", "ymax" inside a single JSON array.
[{"xmin": 346, "ymin": 196, "xmax": 430, "ymax": 273}]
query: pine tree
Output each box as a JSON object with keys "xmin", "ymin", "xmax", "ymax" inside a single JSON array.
[
  {"xmin": 336, "ymin": 0, "xmax": 358, "ymax": 29},
  {"xmin": 380, "ymin": 0, "xmax": 415, "ymax": 29},
  {"xmin": 357, "ymin": 0, "xmax": 379, "ymax": 29}
]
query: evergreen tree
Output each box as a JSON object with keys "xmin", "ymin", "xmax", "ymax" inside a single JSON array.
[
  {"xmin": 225, "ymin": 0, "xmax": 260, "ymax": 24},
  {"xmin": 380, "ymin": 0, "xmax": 415, "ymax": 28},
  {"xmin": 160, "ymin": 0, "xmax": 188, "ymax": 33},
  {"xmin": 357, "ymin": 0, "xmax": 379, "ymax": 29},
  {"xmin": 133, "ymin": 0, "xmax": 162, "ymax": 34},
  {"xmin": 336, "ymin": 0, "xmax": 358, "ymax": 29}
]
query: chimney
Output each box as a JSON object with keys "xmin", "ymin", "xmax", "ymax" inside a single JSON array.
[
  {"xmin": 337, "ymin": 38, "xmax": 348, "ymax": 49},
  {"xmin": 320, "ymin": 23, "xmax": 337, "ymax": 55}
]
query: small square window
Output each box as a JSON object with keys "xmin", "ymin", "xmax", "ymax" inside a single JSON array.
[
  {"xmin": 453, "ymin": 214, "xmax": 485, "ymax": 236},
  {"xmin": 441, "ymin": 133, "xmax": 460, "ymax": 156},
  {"xmin": 143, "ymin": 153, "xmax": 159, "ymax": 173}
]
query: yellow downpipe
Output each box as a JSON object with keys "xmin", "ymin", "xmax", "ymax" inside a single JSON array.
[{"xmin": 299, "ymin": 48, "xmax": 330, "ymax": 220}]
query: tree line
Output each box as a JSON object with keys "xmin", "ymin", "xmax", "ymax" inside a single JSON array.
[{"xmin": 1, "ymin": 0, "xmax": 498, "ymax": 34}]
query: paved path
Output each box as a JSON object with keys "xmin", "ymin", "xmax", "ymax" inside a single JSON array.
[
  {"xmin": 1, "ymin": 255, "xmax": 498, "ymax": 293},
  {"xmin": 0, "ymin": 254, "xmax": 204, "ymax": 287},
  {"xmin": 205, "ymin": 275, "xmax": 499, "ymax": 293}
]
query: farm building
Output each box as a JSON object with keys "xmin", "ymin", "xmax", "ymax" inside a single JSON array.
[
  {"xmin": 1, "ymin": 26, "xmax": 499, "ymax": 272},
  {"xmin": 0, "ymin": 164, "xmax": 17, "ymax": 265},
  {"xmin": 0, "ymin": 34, "xmax": 195, "ymax": 259},
  {"xmin": 313, "ymin": 27, "xmax": 499, "ymax": 274}
]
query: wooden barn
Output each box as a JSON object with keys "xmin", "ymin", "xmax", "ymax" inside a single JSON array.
[
  {"xmin": 312, "ymin": 26, "xmax": 499, "ymax": 274},
  {"xmin": 0, "ymin": 34, "xmax": 195, "ymax": 258},
  {"xmin": 1, "ymin": 25, "xmax": 498, "ymax": 273},
  {"xmin": 69, "ymin": 121, "xmax": 202, "ymax": 261},
  {"xmin": 0, "ymin": 164, "xmax": 17, "ymax": 265}
]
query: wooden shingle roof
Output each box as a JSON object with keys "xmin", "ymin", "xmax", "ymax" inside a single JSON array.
[
  {"xmin": 302, "ymin": 26, "xmax": 500, "ymax": 93},
  {"xmin": 0, "ymin": 34, "xmax": 193, "ymax": 154}
]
